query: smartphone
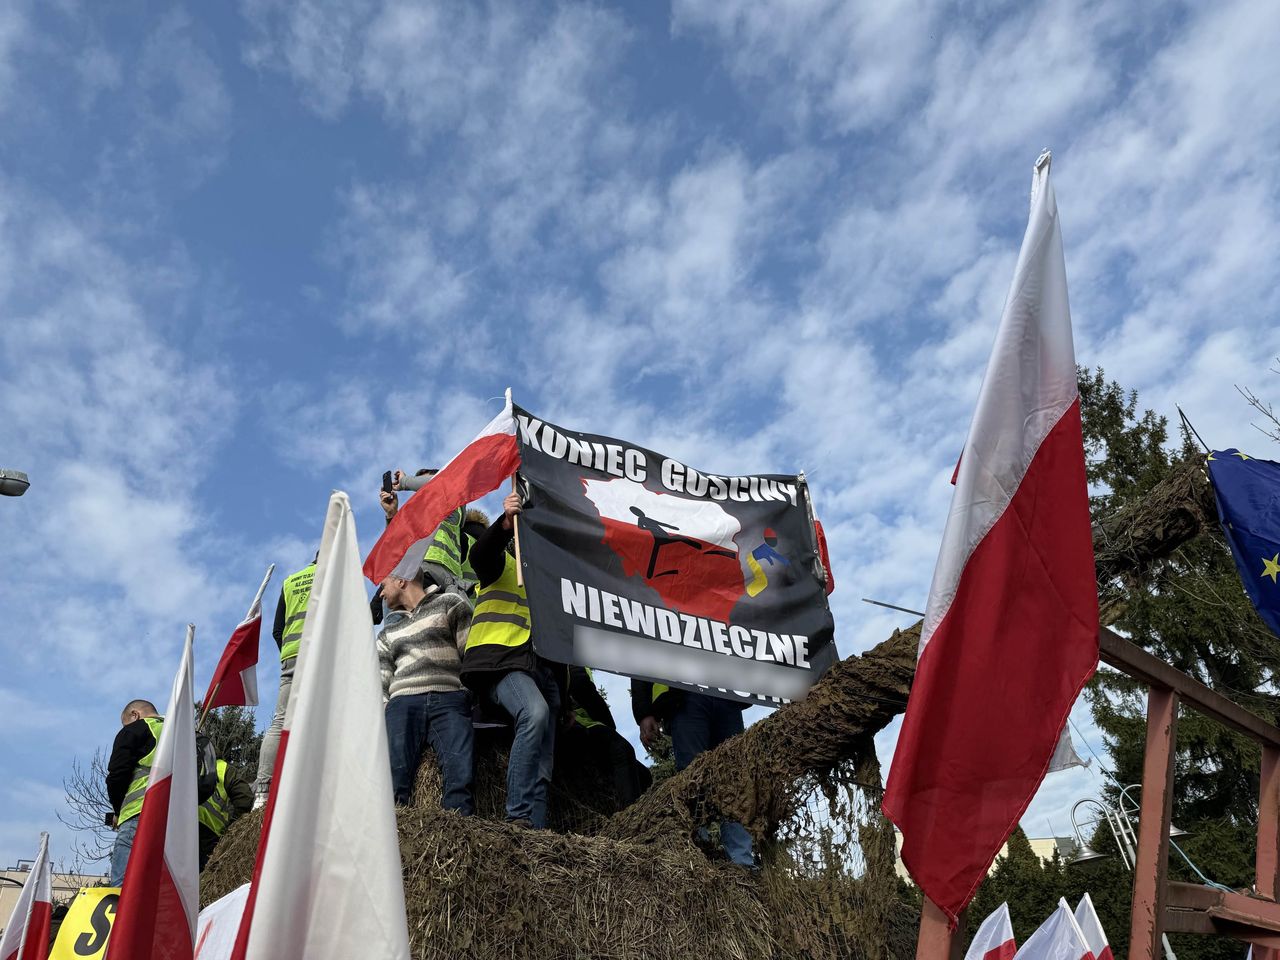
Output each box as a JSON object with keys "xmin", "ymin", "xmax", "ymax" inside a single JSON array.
[{"xmin": 382, "ymin": 471, "xmax": 394, "ymax": 494}]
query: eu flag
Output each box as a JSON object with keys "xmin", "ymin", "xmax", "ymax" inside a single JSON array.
[{"xmin": 1207, "ymin": 449, "xmax": 1280, "ymax": 637}]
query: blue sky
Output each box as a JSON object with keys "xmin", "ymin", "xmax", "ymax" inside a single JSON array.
[{"xmin": 2, "ymin": 0, "xmax": 1279, "ymax": 871}]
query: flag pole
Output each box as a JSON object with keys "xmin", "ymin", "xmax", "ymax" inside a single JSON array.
[
  {"xmin": 512, "ymin": 473, "xmax": 525, "ymax": 588},
  {"xmin": 1175, "ymin": 405, "xmax": 1211, "ymax": 454}
]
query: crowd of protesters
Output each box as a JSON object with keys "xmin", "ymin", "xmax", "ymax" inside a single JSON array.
[{"xmin": 105, "ymin": 468, "xmax": 754, "ymax": 887}]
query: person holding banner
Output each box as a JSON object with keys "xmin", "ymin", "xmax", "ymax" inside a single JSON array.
[
  {"xmin": 105, "ymin": 698, "xmax": 163, "ymax": 886},
  {"xmin": 462, "ymin": 492, "xmax": 564, "ymax": 829}
]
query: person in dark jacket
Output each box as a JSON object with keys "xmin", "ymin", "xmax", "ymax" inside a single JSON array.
[
  {"xmin": 559, "ymin": 666, "xmax": 650, "ymax": 808},
  {"xmin": 106, "ymin": 699, "xmax": 163, "ymax": 886},
  {"xmin": 632, "ymin": 681, "xmax": 754, "ymax": 866},
  {"xmin": 461, "ymin": 492, "xmax": 563, "ymax": 828},
  {"xmin": 197, "ymin": 761, "xmax": 254, "ymax": 870}
]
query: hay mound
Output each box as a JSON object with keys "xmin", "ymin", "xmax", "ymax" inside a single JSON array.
[{"xmin": 202, "ymin": 733, "xmax": 900, "ymax": 960}]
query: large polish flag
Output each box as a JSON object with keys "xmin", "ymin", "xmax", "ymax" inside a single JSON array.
[
  {"xmin": 202, "ymin": 566, "xmax": 275, "ymax": 711},
  {"xmin": 107, "ymin": 626, "xmax": 200, "ymax": 960},
  {"xmin": 882, "ymin": 152, "xmax": 1099, "ymax": 923},
  {"xmin": 964, "ymin": 902, "xmax": 1017, "ymax": 960},
  {"xmin": 363, "ymin": 391, "xmax": 520, "ymax": 584},
  {"xmin": 231, "ymin": 492, "xmax": 410, "ymax": 960},
  {"xmin": 1015, "ymin": 900, "xmax": 1092, "ymax": 960},
  {"xmin": 1073, "ymin": 893, "xmax": 1112, "ymax": 960},
  {"xmin": 0, "ymin": 832, "xmax": 52, "ymax": 960}
]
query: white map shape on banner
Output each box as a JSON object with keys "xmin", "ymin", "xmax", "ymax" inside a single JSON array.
[{"xmin": 581, "ymin": 477, "xmax": 741, "ymax": 551}]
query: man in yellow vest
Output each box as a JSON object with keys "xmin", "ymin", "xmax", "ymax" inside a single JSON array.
[
  {"xmin": 105, "ymin": 699, "xmax": 163, "ymax": 886},
  {"xmin": 383, "ymin": 468, "xmax": 467, "ymax": 588},
  {"xmin": 632, "ymin": 681, "xmax": 754, "ymax": 867},
  {"xmin": 198, "ymin": 758, "xmax": 253, "ymax": 870},
  {"xmin": 254, "ymin": 553, "xmax": 317, "ymax": 806},
  {"xmin": 462, "ymin": 492, "xmax": 564, "ymax": 828}
]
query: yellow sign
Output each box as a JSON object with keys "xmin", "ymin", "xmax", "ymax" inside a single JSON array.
[{"xmin": 49, "ymin": 887, "xmax": 120, "ymax": 960}]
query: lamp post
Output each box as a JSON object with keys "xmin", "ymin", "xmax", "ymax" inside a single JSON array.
[
  {"xmin": 1071, "ymin": 795, "xmax": 1178, "ymax": 960},
  {"xmin": 0, "ymin": 470, "xmax": 29, "ymax": 497}
]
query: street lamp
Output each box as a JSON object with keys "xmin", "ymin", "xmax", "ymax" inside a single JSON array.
[
  {"xmin": 0, "ymin": 469, "xmax": 29, "ymax": 497},
  {"xmin": 1071, "ymin": 795, "xmax": 1178, "ymax": 960}
]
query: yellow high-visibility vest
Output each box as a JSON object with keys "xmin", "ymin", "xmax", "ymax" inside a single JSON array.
[
  {"xmin": 197, "ymin": 760, "xmax": 233, "ymax": 836},
  {"xmin": 423, "ymin": 508, "xmax": 465, "ymax": 579},
  {"xmin": 280, "ymin": 563, "xmax": 316, "ymax": 662},
  {"xmin": 465, "ymin": 553, "xmax": 530, "ymax": 652},
  {"xmin": 117, "ymin": 716, "xmax": 164, "ymax": 826}
]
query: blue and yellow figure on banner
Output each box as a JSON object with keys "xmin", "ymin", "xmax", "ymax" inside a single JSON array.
[
  {"xmin": 1206, "ymin": 448, "xmax": 1280, "ymax": 637},
  {"xmin": 746, "ymin": 528, "xmax": 790, "ymax": 597}
]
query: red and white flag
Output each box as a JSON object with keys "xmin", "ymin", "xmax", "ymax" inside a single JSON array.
[
  {"xmin": 232, "ymin": 492, "xmax": 410, "ymax": 960},
  {"xmin": 1014, "ymin": 899, "xmax": 1092, "ymax": 960},
  {"xmin": 882, "ymin": 152, "xmax": 1099, "ymax": 923},
  {"xmin": 107, "ymin": 625, "xmax": 200, "ymax": 960},
  {"xmin": 0, "ymin": 832, "xmax": 52, "ymax": 960},
  {"xmin": 363, "ymin": 392, "xmax": 520, "ymax": 584},
  {"xmin": 964, "ymin": 902, "xmax": 1017, "ymax": 960},
  {"xmin": 1073, "ymin": 893, "xmax": 1111, "ymax": 960},
  {"xmin": 202, "ymin": 565, "xmax": 274, "ymax": 711}
]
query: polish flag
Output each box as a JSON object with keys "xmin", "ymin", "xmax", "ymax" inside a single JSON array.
[
  {"xmin": 363, "ymin": 392, "xmax": 520, "ymax": 584},
  {"xmin": 106, "ymin": 626, "xmax": 200, "ymax": 960},
  {"xmin": 964, "ymin": 902, "xmax": 1017, "ymax": 960},
  {"xmin": 232, "ymin": 492, "xmax": 410, "ymax": 960},
  {"xmin": 202, "ymin": 566, "xmax": 274, "ymax": 710},
  {"xmin": 1014, "ymin": 899, "xmax": 1092, "ymax": 960},
  {"xmin": 882, "ymin": 152, "xmax": 1099, "ymax": 923},
  {"xmin": 1073, "ymin": 893, "xmax": 1111, "ymax": 960},
  {"xmin": 0, "ymin": 832, "xmax": 52, "ymax": 960}
]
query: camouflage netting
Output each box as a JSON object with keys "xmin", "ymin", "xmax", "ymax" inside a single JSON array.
[{"xmin": 201, "ymin": 458, "xmax": 1218, "ymax": 960}]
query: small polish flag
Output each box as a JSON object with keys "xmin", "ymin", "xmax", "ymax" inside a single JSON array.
[
  {"xmin": 232, "ymin": 492, "xmax": 410, "ymax": 960},
  {"xmin": 964, "ymin": 902, "xmax": 1017, "ymax": 960},
  {"xmin": 883, "ymin": 152, "xmax": 1098, "ymax": 923},
  {"xmin": 1073, "ymin": 893, "xmax": 1112, "ymax": 960},
  {"xmin": 107, "ymin": 626, "xmax": 200, "ymax": 960},
  {"xmin": 1014, "ymin": 899, "xmax": 1092, "ymax": 960},
  {"xmin": 0, "ymin": 832, "xmax": 52, "ymax": 960},
  {"xmin": 203, "ymin": 566, "xmax": 275, "ymax": 710},
  {"xmin": 363, "ymin": 391, "xmax": 520, "ymax": 584}
]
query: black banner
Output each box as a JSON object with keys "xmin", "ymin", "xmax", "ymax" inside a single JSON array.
[{"xmin": 513, "ymin": 404, "xmax": 836, "ymax": 706}]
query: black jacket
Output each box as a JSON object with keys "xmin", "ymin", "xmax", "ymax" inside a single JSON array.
[{"xmin": 106, "ymin": 718, "xmax": 158, "ymax": 816}]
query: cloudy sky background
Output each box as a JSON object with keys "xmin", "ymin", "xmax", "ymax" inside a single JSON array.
[{"xmin": 2, "ymin": 0, "xmax": 1279, "ymax": 871}]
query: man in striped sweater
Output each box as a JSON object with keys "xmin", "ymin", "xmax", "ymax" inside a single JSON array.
[{"xmin": 377, "ymin": 566, "xmax": 475, "ymax": 813}]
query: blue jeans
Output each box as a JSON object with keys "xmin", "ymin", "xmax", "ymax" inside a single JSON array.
[
  {"xmin": 109, "ymin": 816, "xmax": 139, "ymax": 886},
  {"xmin": 385, "ymin": 690, "xmax": 475, "ymax": 814},
  {"xmin": 485, "ymin": 667, "xmax": 560, "ymax": 827},
  {"xmin": 668, "ymin": 692, "xmax": 755, "ymax": 866}
]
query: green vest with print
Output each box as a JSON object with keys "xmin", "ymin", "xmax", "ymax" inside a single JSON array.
[{"xmin": 280, "ymin": 563, "xmax": 316, "ymax": 662}]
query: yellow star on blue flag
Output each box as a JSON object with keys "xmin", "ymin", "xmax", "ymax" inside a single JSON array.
[{"xmin": 1208, "ymin": 449, "xmax": 1280, "ymax": 636}]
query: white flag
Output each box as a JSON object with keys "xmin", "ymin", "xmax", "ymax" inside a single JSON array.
[
  {"xmin": 233, "ymin": 492, "xmax": 410, "ymax": 960},
  {"xmin": 1048, "ymin": 725, "xmax": 1089, "ymax": 773},
  {"xmin": 1073, "ymin": 893, "xmax": 1112, "ymax": 960},
  {"xmin": 965, "ymin": 902, "xmax": 1017, "ymax": 960},
  {"xmin": 195, "ymin": 884, "xmax": 250, "ymax": 960},
  {"xmin": 106, "ymin": 626, "xmax": 199, "ymax": 960},
  {"xmin": 1014, "ymin": 899, "xmax": 1092, "ymax": 960},
  {"xmin": 0, "ymin": 832, "xmax": 52, "ymax": 960}
]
